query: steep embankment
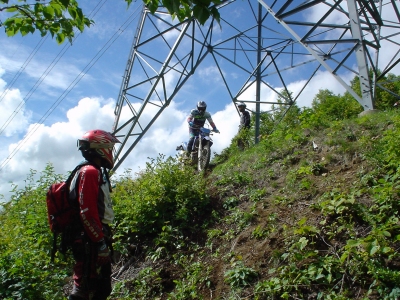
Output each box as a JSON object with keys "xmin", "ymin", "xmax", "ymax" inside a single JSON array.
[
  {"xmin": 107, "ymin": 110, "xmax": 400, "ymax": 299},
  {"xmin": 3, "ymin": 110, "xmax": 400, "ymax": 299}
]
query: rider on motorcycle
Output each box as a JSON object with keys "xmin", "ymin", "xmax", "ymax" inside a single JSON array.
[{"xmin": 186, "ymin": 101, "xmax": 219, "ymax": 156}]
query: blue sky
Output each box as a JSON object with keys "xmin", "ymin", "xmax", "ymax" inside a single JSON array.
[{"xmin": 0, "ymin": 0, "xmax": 399, "ymax": 201}]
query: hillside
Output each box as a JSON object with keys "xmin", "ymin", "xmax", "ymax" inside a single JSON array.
[
  {"xmin": 2, "ymin": 107, "xmax": 400, "ymax": 299},
  {"xmin": 100, "ymin": 110, "xmax": 400, "ymax": 299}
]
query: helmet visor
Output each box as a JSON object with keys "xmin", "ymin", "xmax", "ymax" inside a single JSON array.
[
  {"xmin": 198, "ymin": 107, "xmax": 206, "ymax": 112},
  {"xmin": 77, "ymin": 140, "xmax": 115, "ymax": 151}
]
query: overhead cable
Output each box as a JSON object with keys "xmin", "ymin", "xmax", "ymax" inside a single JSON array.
[
  {"xmin": 0, "ymin": 4, "xmax": 141, "ymax": 171},
  {"xmin": 0, "ymin": 0, "xmax": 109, "ymax": 135}
]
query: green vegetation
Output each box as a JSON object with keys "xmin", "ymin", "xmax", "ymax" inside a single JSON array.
[
  {"xmin": 0, "ymin": 0, "xmax": 221, "ymax": 44},
  {"xmin": 2, "ymin": 73, "xmax": 400, "ymax": 299},
  {"xmin": 1, "ymin": 0, "xmax": 93, "ymax": 44}
]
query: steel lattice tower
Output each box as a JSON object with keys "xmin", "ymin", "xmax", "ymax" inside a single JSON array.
[{"xmin": 111, "ymin": 0, "xmax": 400, "ymax": 172}]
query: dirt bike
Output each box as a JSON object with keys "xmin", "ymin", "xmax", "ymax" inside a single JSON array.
[{"xmin": 176, "ymin": 127, "xmax": 218, "ymax": 171}]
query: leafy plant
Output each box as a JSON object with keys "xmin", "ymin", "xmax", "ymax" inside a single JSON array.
[
  {"xmin": 224, "ymin": 261, "xmax": 258, "ymax": 288},
  {"xmin": 112, "ymin": 155, "xmax": 209, "ymax": 251}
]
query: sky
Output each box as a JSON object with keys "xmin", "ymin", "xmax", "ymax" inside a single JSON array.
[{"xmin": 0, "ymin": 0, "xmax": 399, "ymax": 202}]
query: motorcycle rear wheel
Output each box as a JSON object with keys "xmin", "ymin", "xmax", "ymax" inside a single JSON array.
[{"xmin": 198, "ymin": 143, "xmax": 211, "ymax": 171}]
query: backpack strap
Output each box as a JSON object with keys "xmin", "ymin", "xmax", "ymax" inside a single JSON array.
[{"xmin": 66, "ymin": 162, "xmax": 98, "ymax": 187}]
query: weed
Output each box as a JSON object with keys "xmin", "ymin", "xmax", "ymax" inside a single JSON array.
[
  {"xmin": 224, "ymin": 261, "xmax": 258, "ymax": 288},
  {"xmin": 248, "ymin": 188, "xmax": 267, "ymax": 202},
  {"xmin": 223, "ymin": 197, "xmax": 239, "ymax": 209},
  {"xmin": 251, "ymin": 225, "xmax": 270, "ymax": 239}
]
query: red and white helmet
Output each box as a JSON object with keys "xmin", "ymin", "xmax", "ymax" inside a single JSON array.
[{"xmin": 78, "ymin": 129, "xmax": 120, "ymax": 169}]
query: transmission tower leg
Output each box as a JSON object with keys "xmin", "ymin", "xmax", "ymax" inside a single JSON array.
[{"xmin": 347, "ymin": 0, "xmax": 374, "ymax": 110}]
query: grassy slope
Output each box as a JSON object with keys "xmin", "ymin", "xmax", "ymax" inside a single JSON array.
[
  {"xmin": 2, "ymin": 110, "xmax": 400, "ymax": 299},
  {"xmin": 109, "ymin": 110, "xmax": 400, "ymax": 299}
]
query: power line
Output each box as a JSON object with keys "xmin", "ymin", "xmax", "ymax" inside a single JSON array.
[
  {"xmin": 0, "ymin": 4, "xmax": 141, "ymax": 171},
  {"xmin": 0, "ymin": 0, "xmax": 109, "ymax": 135},
  {"xmin": 0, "ymin": 35, "xmax": 49, "ymax": 105}
]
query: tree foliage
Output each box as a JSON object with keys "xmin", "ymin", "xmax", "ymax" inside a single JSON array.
[
  {"xmin": 0, "ymin": 0, "xmax": 221, "ymax": 44},
  {"xmin": 0, "ymin": 0, "xmax": 92, "ymax": 44},
  {"xmin": 312, "ymin": 89, "xmax": 363, "ymax": 120}
]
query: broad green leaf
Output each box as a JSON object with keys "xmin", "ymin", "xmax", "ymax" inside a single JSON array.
[
  {"xmin": 3, "ymin": 17, "xmax": 15, "ymax": 27},
  {"xmin": 76, "ymin": 7, "xmax": 83, "ymax": 21},
  {"xmin": 369, "ymin": 245, "xmax": 379, "ymax": 256},
  {"xmin": 193, "ymin": 5, "xmax": 210, "ymax": 25},
  {"xmin": 6, "ymin": 27, "xmax": 17, "ymax": 37},
  {"xmin": 19, "ymin": 25, "xmax": 30, "ymax": 36},
  {"xmin": 42, "ymin": 5, "xmax": 55, "ymax": 19},
  {"xmin": 50, "ymin": 22, "xmax": 60, "ymax": 34},
  {"xmin": 5, "ymin": 7, "xmax": 17, "ymax": 12},
  {"xmin": 56, "ymin": 32, "xmax": 65, "ymax": 44},
  {"xmin": 346, "ymin": 239, "xmax": 360, "ymax": 247},
  {"xmin": 35, "ymin": 20, "xmax": 44, "ymax": 30},
  {"xmin": 210, "ymin": 6, "xmax": 220, "ymax": 23},
  {"xmin": 68, "ymin": 6, "xmax": 77, "ymax": 20},
  {"xmin": 58, "ymin": 0, "xmax": 70, "ymax": 8},
  {"xmin": 34, "ymin": 2, "xmax": 43, "ymax": 14},
  {"xmin": 299, "ymin": 236, "xmax": 308, "ymax": 250},
  {"xmin": 51, "ymin": 3, "xmax": 63, "ymax": 18}
]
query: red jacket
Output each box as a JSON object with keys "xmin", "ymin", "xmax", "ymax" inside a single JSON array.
[{"xmin": 71, "ymin": 165, "xmax": 114, "ymax": 242}]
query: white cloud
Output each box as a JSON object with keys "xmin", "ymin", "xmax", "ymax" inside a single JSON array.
[
  {"xmin": 198, "ymin": 65, "xmax": 224, "ymax": 84},
  {"xmin": 0, "ymin": 96, "xmax": 117, "ymax": 199},
  {"xmin": 0, "ymin": 87, "xmax": 31, "ymax": 137},
  {"xmin": 0, "ymin": 91, "xmax": 237, "ymax": 202},
  {"xmin": 236, "ymin": 70, "xmax": 353, "ymax": 112},
  {"xmin": 306, "ymin": 1, "xmax": 349, "ymax": 25},
  {"xmin": 288, "ymin": 70, "xmax": 352, "ymax": 108}
]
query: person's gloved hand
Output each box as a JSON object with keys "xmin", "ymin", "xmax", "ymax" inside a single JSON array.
[
  {"xmin": 97, "ymin": 240, "xmax": 110, "ymax": 267},
  {"xmin": 213, "ymin": 128, "xmax": 220, "ymax": 133},
  {"xmin": 189, "ymin": 121, "xmax": 194, "ymax": 127}
]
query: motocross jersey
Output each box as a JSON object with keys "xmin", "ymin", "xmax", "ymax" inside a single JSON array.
[
  {"xmin": 70, "ymin": 164, "xmax": 114, "ymax": 243},
  {"xmin": 187, "ymin": 109, "xmax": 216, "ymax": 129}
]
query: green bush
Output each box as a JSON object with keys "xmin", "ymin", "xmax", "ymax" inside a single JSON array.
[
  {"xmin": 0, "ymin": 165, "xmax": 72, "ymax": 300},
  {"xmin": 112, "ymin": 155, "xmax": 210, "ymax": 251}
]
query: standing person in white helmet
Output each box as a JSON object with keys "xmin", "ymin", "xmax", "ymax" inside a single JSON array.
[
  {"xmin": 186, "ymin": 101, "xmax": 219, "ymax": 157},
  {"xmin": 236, "ymin": 102, "xmax": 251, "ymax": 150},
  {"xmin": 68, "ymin": 129, "xmax": 120, "ymax": 300},
  {"xmin": 237, "ymin": 102, "xmax": 251, "ymax": 130}
]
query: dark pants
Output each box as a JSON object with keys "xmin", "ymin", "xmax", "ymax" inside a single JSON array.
[
  {"xmin": 69, "ymin": 232, "xmax": 112, "ymax": 300},
  {"xmin": 187, "ymin": 128, "xmax": 200, "ymax": 153}
]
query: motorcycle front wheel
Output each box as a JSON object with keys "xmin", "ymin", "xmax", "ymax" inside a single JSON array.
[{"xmin": 198, "ymin": 143, "xmax": 211, "ymax": 172}]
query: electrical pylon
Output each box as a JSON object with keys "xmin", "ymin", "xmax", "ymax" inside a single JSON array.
[{"xmin": 111, "ymin": 0, "xmax": 400, "ymax": 172}]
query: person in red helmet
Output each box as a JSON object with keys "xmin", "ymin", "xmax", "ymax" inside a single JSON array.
[{"xmin": 68, "ymin": 129, "xmax": 120, "ymax": 300}]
